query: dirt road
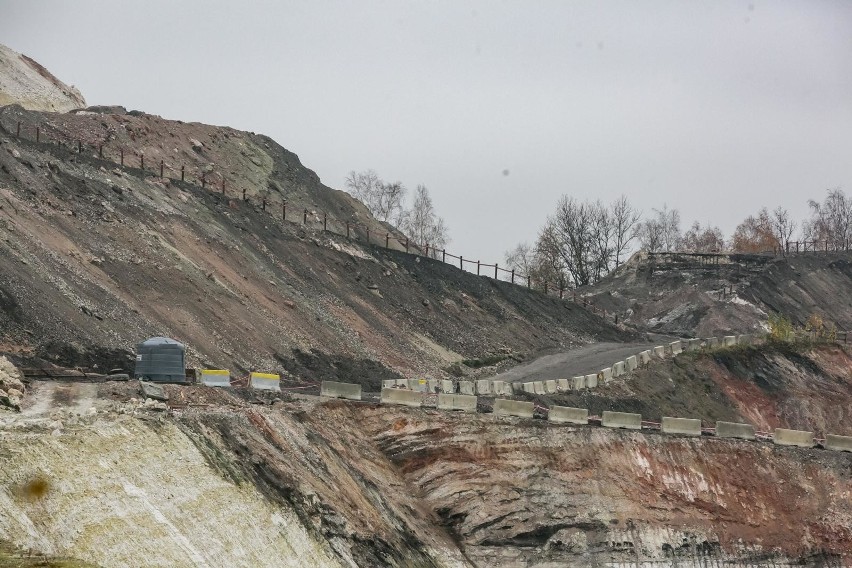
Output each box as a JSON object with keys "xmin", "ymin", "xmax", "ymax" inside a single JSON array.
[{"xmin": 489, "ymin": 341, "xmax": 663, "ymax": 383}]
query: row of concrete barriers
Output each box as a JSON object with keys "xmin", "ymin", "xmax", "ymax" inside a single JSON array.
[
  {"xmin": 376, "ymin": 334, "xmax": 768, "ymax": 399},
  {"xmin": 357, "ymin": 384, "xmax": 852, "ymax": 453}
]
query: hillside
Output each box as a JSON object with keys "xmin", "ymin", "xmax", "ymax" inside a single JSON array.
[
  {"xmin": 0, "ymin": 45, "xmax": 85, "ymax": 113},
  {"xmin": 582, "ymin": 251, "xmax": 852, "ymax": 337},
  {"xmin": 0, "ymin": 104, "xmax": 626, "ymax": 385}
]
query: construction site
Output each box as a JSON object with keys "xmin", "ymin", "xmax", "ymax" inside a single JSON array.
[{"xmin": 1, "ymin": 37, "xmax": 851, "ymax": 568}]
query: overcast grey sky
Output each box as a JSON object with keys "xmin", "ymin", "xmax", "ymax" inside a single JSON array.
[{"xmin": 2, "ymin": 1, "xmax": 851, "ymax": 262}]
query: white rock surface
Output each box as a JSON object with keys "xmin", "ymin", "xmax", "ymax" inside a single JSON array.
[{"xmin": 0, "ymin": 43, "xmax": 86, "ymax": 112}]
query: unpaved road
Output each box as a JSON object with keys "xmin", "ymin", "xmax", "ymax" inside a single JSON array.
[{"xmin": 490, "ymin": 341, "xmax": 663, "ymax": 383}]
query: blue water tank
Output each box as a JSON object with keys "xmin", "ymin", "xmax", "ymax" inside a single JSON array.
[{"xmin": 134, "ymin": 337, "xmax": 186, "ymax": 382}]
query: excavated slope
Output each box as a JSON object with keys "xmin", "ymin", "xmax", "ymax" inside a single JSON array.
[
  {"xmin": 0, "ymin": 45, "xmax": 85, "ymax": 113},
  {"xmin": 584, "ymin": 251, "xmax": 852, "ymax": 336},
  {"xmin": 1, "ymin": 377, "xmax": 850, "ymax": 567},
  {"xmin": 0, "ymin": 109, "xmax": 625, "ymax": 383}
]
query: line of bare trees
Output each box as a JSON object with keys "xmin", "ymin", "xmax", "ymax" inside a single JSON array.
[
  {"xmin": 345, "ymin": 169, "xmax": 449, "ymax": 256},
  {"xmin": 504, "ymin": 187, "xmax": 851, "ymax": 289}
]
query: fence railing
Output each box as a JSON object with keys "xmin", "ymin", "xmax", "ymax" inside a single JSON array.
[{"xmin": 0, "ymin": 116, "xmax": 623, "ymax": 323}]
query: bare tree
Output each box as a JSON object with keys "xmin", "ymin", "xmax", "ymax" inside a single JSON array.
[
  {"xmin": 636, "ymin": 205, "xmax": 680, "ymax": 253},
  {"xmin": 345, "ymin": 169, "xmax": 406, "ymax": 224},
  {"xmin": 400, "ymin": 185, "xmax": 449, "ymax": 256},
  {"xmin": 731, "ymin": 208, "xmax": 779, "ymax": 252},
  {"xmin": 803, "ymin": 188, "xmax": 852, "ymax": 250},
  {"xmin": 770, "ymin": 206, "xmax": 796, "ymax": 253},
  {"xmin": 657, "ymin": 204, "xmax": 681, "ymax": 252},
  {"xmin": 504, "ymin": 242, "xmax": 536, "ymax": 276},
  {"xmin": 682, "ymin": 222, "xmax": 725, "ymax": 253},
  {"xmin": 610, "ymin": 195, "xmax": 641, "ymax": 266},
  {"xmin": 636, "ymin": 218, "xmax": 664, "ymax": 253}
]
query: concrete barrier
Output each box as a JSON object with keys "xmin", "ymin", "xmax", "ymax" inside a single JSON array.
[
  {"xmin": 545, "ymin": 379, "xmax": 558, "ymax": 394},
  {"xmin": 773, "ymin": 428, "xmax": 814, "ymax": 447},
  {"xmin": 383, "ymin": 379, "xmax": 397, "ymax": 389},
  {"xmin": 669, "ymin": 341, "xmax": 683, "ymax": 355},
  {"xmin": 475, "ymin": 379, "xmax": 492, "ymax": 395},
  {"xmin": 557, "ymin": 378, "xmax": 570, "ymax": 392},
  {"xmin": 661, "ymin": 417, "xmax": 701, "ymax": 436},
  {"xmin": 705, "ymin": 337, "xmax": 720, "ymax": 349},
  {"xmin": 613, "ymin": 361, "xmax": 626, "ymax": 377},
  {"xmin": 723, "ymin": 335, "xmax": 737, "ymax": 347},
  {"xmin": 653, "ymin": 346, "xmax": 666, "ymax": 359},
  {"xmin": 250, "ymin": 372, "xmax": 281, "ymax": 392},
  {"xmin": 493, "ymin": 399, "xmax": 534, "ymax": 418},
  {"xmin": 736, "ymin": 334, "xmax": 753, "ymax": 346},
  {"xmin": 625, "ymin": 356, "xmax": 638, "ymax": 372},
  {"xmin": 549, "ymin": 406, "xmax": 589, "ymax": 425},
  {"xmin": 572, "ymin": 376, "xmax": 585, "ymax": 390},
  {"xmin": 523, "ymin": 382, "xmax": 535, "ymax": 394},
  {"xmin": 440, "ymin": 379, "xmax": 455, "ymax": 394},
  {"xmin": 492, "ymin": 380, "xmax": 510, "ymax": 396},
  {"xmin": 825, "ymin": 434, "xmax": 852, "ymax": 452},
  {"xmin": 533, "ymin": 381, "xmax": 545, "ymax": 395},
  {"xmin": 437, "ymin": 393, "xmax": 477, "ymax": 412},
  {"xmin": 602, "ymin": 411, "xmax": 642, "ymax": 430},
  {"xmin": 395, "ymin": 379, "xmax": 408, "ymax": 388},
  {"xmin": 381, "ymin": 388, "xmax": 422, "ymax": 407},
  {"xmin": 408, "ymin": 378, "xmax": 428, "ymax": 392},
  {"xmin": 200, "ymin": 369, "xmax": 231, "ymax": 387},
  {"xmin": 427, "ymin": 379, "xmax": 440, "ymax": 393},
  {"xmin": 459, "ymin": 381, "xmax": 475, "ymax": 395},
  {"xmin": 599, "ymin": 367, "xmax": 613, "ymax": 382},
  {"xmin": 715, "ymin": 421, "xmax": 755, "ymax": 440},
  {"xmin": 320, "ymin": 381, "xmax": 362, "ymax": 401},
  {"xmin": 585, "ymin": 374, "xmax": 598, "ymax": 388},
  {"xmin": 639, "ymin": 350, "xmax": 652, "ymax": 365}
]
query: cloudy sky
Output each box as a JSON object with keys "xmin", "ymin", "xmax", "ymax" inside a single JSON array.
[{"xmin": 2, "ymin": 1, "xmax": 851, "ymax": 262}]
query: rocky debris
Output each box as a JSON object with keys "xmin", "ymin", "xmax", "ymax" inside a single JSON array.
[{"xmin": 0, "ymin": 356, "xmax": 25, "ymax": 410}]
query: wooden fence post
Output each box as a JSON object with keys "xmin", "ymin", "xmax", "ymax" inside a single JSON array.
[
  {"xmin": 494, "ymin": 263, "xmax": 498, "ymax": 279},
  {"xmin": 99, "ymin": 145, "xmax": 103, "ymax": 158},
  {"xmin": 477, "ymin": 260, "xmax": 480, "ymax": 276},
  {"xmin": 78, "ymin": 140, "xmax": 82, "ymax": 153},
  {"xmin": 16, "ymin": 122, "xmax": 20, "ymax": 137},
  {"xmin": 160, "ymin": 160, "xmax": 164, "ymax": 178},
  {"xmin": 36, "ymin": 127, "xmax": 40, "ymax": 143},
  {"xmin": 303, "ymin": 209, "xmax": 308, "ymax": 224},
  {"xmin": 511, "ymin": 269, "xmax": 515, "ymax": 284},
  {"xmin": 140, "ymin": 154, "xmax": 144, "ymax": 170},
  {"xmin": 460, "ymin": 256, "xmax": 463, "ymax": 270},
  {"xmin": 442, "ymin": 249, "xmax": 446, "ymax": 263},
  {"xmin": 385, "ymin": 233, "xmax": 390, "ymax": 248}
]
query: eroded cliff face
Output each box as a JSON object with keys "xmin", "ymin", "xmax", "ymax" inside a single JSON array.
[
  {"xmin": 1, "ymin": 380, "xmax": 850, "ymax": 567},
  {"xmin": 350, "ymin": 405, "xmax": 852, "ymax": 567}
]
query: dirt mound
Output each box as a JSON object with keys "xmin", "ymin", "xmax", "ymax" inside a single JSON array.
[
  {"xmin": 584, "ymin": 251, "xmax": 852, "ymax": 336},
  {"xmin": 0, "ymin": 44, "xmax": 85, "ymax": 112}
]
